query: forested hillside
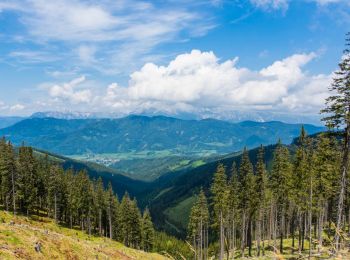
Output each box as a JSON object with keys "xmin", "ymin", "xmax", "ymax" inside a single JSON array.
[
  {"xmin": 32, "ymin": 148, "xmax": 151, "ymax": 198},
  {"xmin": 0, "ymin": 138, "xmax": 157, "ymax": 252}
]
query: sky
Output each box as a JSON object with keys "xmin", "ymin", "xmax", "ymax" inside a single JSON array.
[{"xmin": 0, "ymin": 0, "xmax": 349, "ymax": 122}]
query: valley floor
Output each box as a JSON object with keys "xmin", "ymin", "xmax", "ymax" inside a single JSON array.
[{"xmin": 0, "ymin": 210, "xmax": 167, "ymax": 260}]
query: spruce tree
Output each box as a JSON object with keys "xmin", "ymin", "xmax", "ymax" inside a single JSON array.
[
  {"xmin": 188, "ymin": 188, "xmax": 209, "ymax": 260},
  {"xmin": 227, "ymin": 162, "xmax": 239, "ymax": 258},
  {"xmin": 141, "ymin": 207, "xmax": 155, "ymax": 252},
  {"xmin": 17, "ymin": 146, "xmax": 38, "ymax": 215},
  {"xmin": 238, "ymin": 148, "xmax": 257, "ymax": 257},
  {"xmin": 0, "ymin": 141, "xmax": 17, "ymax": 214},
  {"xmin": 270, "ymin": 140, "xmax": 292, "ymax": 254},
  {"xmin": 211, "ymin": 163, "xmax": 228, "ymax": 260},
  {"xmin": 255, "ymin": 145, "xmax": 268, "ymax": 256},
  {"xmin": 321, "ymin": 32, "xmax": 350, "ymax": 251}
]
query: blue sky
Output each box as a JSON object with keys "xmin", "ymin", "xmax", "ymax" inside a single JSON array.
[{"xmin": 0, "ymin": 0, "xmax": 349, "ymax": 121}]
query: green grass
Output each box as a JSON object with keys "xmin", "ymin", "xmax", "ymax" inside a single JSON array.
[
  {"xmin": 0, "ymin": 210, "xmax": 168, "ymax": 260},
  {"xmin": 69, "ymin": 150, "xmax": 219, "ymax": 181},
  {"xmin": 191, "ymin": 159, "xmax": 205, "ymax": 167}
]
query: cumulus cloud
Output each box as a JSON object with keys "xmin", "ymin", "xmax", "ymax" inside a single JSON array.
[
  {"xmin": 10, "ymin": 104, "xmax": 25, "ymax": 111},
  {"xmin": 48, "ymin": 76, "xmax": 92, "ymax": 104},
  {"xmin": 96, "ymin": 50, "xmax": 330, "ymax": 115}
]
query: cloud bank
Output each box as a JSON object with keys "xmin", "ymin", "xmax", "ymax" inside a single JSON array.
[{"xmin": 31, "ymin": 50, "xmax": 331, "ymax": 119}]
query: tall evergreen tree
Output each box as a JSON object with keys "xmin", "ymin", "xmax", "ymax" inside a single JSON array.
[
  {"xmin": 17, "ymin": 146, "xmax": 38, "ymax": 215},
  {"xmin": 255, "ymin": 145, "xmax": 268, "ymax": 256},
  {"xmin": 0, "ymin": 141, "xmax": 17, "ymax": 214},
  {"xmin": 188, "ymin": 188, "xmax": 209, "ymax": 260},
  {"xmin": 211, "ymin": 163, "xmax": 228, "ymax": 260},
  {"xmin": 321, "ymin": 32, "xmax": 350, "ymax": 251},
  {"xmin": 141, "ymin": 207, "xmax": 155, "ymax": 252},
  {"xmin": 270, "ymin": 140, "xmax": 292, "ymax": 254},
  {"xmin": 238, "ymin": 148, "xmax": 257, "ymax": 257},
  {"xmin": 227, "ymin": 162, "xmax": 239, "ymax": 258}
]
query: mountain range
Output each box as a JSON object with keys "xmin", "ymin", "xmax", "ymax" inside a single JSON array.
[{"xmin": 0, "ymin": 115, "xmax": 324, "ymax": 156}]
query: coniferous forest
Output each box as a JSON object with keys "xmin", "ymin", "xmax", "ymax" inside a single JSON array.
[
  {"xmin": 0, "ymin": 25, "xmax": 349, "ymax": 260},
  {"xmin": 186, "ymin": 33, "xmax": 350, "ymax": 259},
  {"xmin": 0, "ymin": 139, "xmax": 155, "ymax": 252}
]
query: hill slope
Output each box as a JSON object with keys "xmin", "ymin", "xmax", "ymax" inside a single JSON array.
[
  {"xmin": 0, "ymin": 117, "xmax": 24, "ymax": 129},
  {"xmin": 0, "ymin": 116, "xmax": 324, "ymax": 155},
  {"xmin": 146, "ymin": 144, "xmax": 283, "ymax": 237},
  {"xmin": 32, "ymin": 148, "xmax": 151, "ymax": 198},
  {"xmin": 0, "ymin": 210, "xmax": 167, "ymax": 260}
]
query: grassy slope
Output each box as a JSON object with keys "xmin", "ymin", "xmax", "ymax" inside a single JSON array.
[{"xmin": 0, "ymin": 210, "xmax": 167, "ymax": 260}]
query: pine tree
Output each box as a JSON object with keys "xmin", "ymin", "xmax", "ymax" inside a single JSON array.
[
  {"xmin": 314, "ymin": 134, "xmax": 341, "ymax": 251},
  {"xmin": 321, "ymin": 32, "xmax": 350, "ymax": 251},
  {"xmin": 130, "ymin": 199, "xmax": 142, "ymax": 248},
  {"xmin": 106, "ymin": 182, "xmax": 118, "ymax": 239},
  {"xmin": 48, "ymin": 165, "xmax": 63, "ymax": 222},
  {"xmin": 270, "ymin": 140, "xmax": 292, "ymax": 254},
  {"xmin": 188, "ymin": 188, "xmax": 209, "ymax": 260},
  {"xmin": 255, "ymin": 145, "xmax": 268, "ymax": 256},
  {"xmin": 141, "ymin": 207, "xmax": 155, "ymax": 252},
  {"xmin": 211, "ymin": 163, "xmax": 228, "ymax": 260},
  {"xmin": 238, "ymin": 148, "xmax": 257, "ymax": 257},
  {"xmin": 119, "ymin": 192, "xmax": 133, "ymax": 246},
  {"xmin": 227, "ymin": 162, "xmax": 239, "ymax": 258},
  {"xmin": 17, "ymin": 146, "xmax": 38, "ymax": 215},
  {"xmin": 95, "ymin": 177, "xmax": 106, "ymax": 236},
  {"xmin": 0, "ymin": 140, "xmax": 17, "ymax": 214}
]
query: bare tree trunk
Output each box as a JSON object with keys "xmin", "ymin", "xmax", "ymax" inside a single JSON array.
[
  {"xmin": 335, "ymin": 125, "xmax": 349, "ymax": 252},
  {"xmin": 232, "ymin": 218, "xmax": 235, "ymax": 259},
  {"xmin": 88, "ymin": 215, "xmax": 91, "ymax": 236},
  {"xmin": 262, "ymin": 213, "xmax": 265, "ymax": 256},
  {"xmin": 54, "ymin": 193, "xmax": 57, "ymax": 223},
  {"xmin": 205, "ymin": 223, "xmax": 209, "ymax": 259},
  {"xmin": 273, "ymin": 204, "xmax": 277, "ymax": 253},
  {"xmin": 99, "ymin": 209, "xmax": 102, "ymax": 236},
  {"xmin": 220, "ymin": 210, "xmax": 224, "ymax": 260},
  {"xmin": 11, "ymin": 170, "xmax": 16, "ymax": 215},
  {"xmin": 108, "ymin": 207, "xmax": 112, "ymax": 239},
  {"xmin": 318, "ymin": 205, "xmax": 324, "ymax": 253},
  {"xmin": 309, "ymin": 176, "xmax": 313, "ymax": 259},
  {"xmin": 257, "ymin": 209, "xmax": 262, "ymax": 256},
  {"xmin": 348, "ymin": 207, "xmax": 350, "ymax": 236},
  {"xmin": 280, "ymin": 207, "xmax": 285, "ymax": 254},
  {"xmin": 200, "ymin": 218, "xmax": 203, "ymax": 260},
  {"xmin": 241, "ymin": 210, "xmax": 246, "ymax": 258},
  {"xmin": 302, "ymin": 214, "xmax": 306, "ymax": 251},
  {"xmin": 298, "ymin": 211, "xmax": 302, "ymax": 256}
]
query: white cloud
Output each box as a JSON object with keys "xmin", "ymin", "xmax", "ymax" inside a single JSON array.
[
  {"xmin": 10, "ymin": 104, "xmax": 25, "ymax": 111},
  {"xmin": 0, "ymin": 0, "xmax": 214, "ymax": 73},
  {"xmin": 250, "ymin": 0, "xmax": 348, "ymax": 11},
  {"xmin": 9, "ymin": 50, "xmax": 58, "ymax": 63},
  {"xmin": 97, "ymin": 50, "xmax": 330, "ymax": 115},
  {"xmin": 313, "ymin": 0, "xmax": 344, "ymax": 5},
  {"xmin": 250, "ymin": 0, "xmax": 289, "ymax": 11},
  {"xmin": 48, "ymin": 76, "xmax": 92, "ymax": 104}
]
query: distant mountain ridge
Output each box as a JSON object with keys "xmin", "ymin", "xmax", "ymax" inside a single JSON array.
[
  {"xmin": 0, "ymin": 116, "xmax": 25, "ymax": 129},
  {"xmin": 0, "ymin": 115, "xmax": 325, "ymax": 155},
  {"xmin": 29, "ymin": 110, "xmax": 322, "ymax": 125}
]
